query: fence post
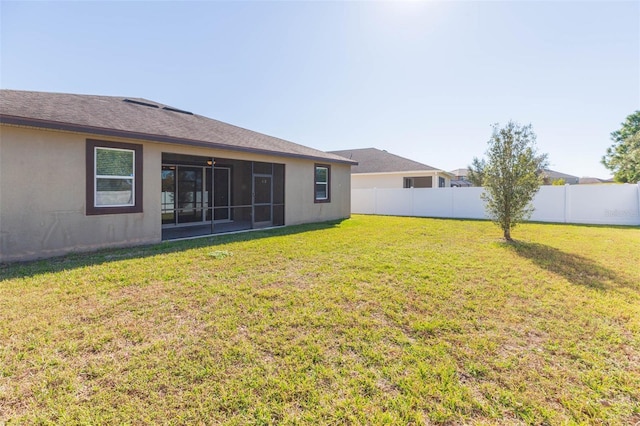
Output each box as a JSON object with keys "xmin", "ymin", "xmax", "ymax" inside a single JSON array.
[
  {"xmin": 564, "ymin": 183, "xmax": 570, "ymax": 223},
  {"xmin": 637, "ymin": 183, "xmax": 640, "ymax": 225},
  {"xmin": 411, "ymin": 187, "xmax": 416, "ymax": 217},
  {"xmin": 450, "ymin": 187, "xmax": 455, "ymax": 218},
  {"xmin": 373, "ymin": 188, "xmax": 378, "ymax": 215}
]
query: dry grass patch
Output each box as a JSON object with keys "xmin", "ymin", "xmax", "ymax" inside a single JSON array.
[{"xmin": 1, "ymin": 216, "xmax": 639, "ymax": 424}]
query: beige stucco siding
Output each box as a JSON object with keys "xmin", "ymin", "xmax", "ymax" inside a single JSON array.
[
  {"xmin": 153, "ymin": 143, "xmax": 352, "ymax": 225},
  {"xmin": 0, "ymin": 125, "xmax": 351, "ymax": 262},
  {"xmin": 0, "ymin": 126, "xmax": 161, "ymax": 262},
  {"xmin": 284, "ymin": 159, "xmax": 351, "ymax": 225},
  {"xmin": 352, "ymin": 172, "xmax": 451, "ymax": 189}
]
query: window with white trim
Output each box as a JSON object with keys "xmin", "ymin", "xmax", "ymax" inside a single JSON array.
[
  {"xmin": 95, "ymin": 147, "xmax": 135, "ymax": 207},
  {"xmin": 86, "ymin": 139, "xmax": 143, "ymax": 215},
  {"xmin": 314, "ymin": 164, "xmax": 330, "ymax": 202},
  {"xmin": 404, "ymin": 176, "xmax": 432, "ymax": 188}
]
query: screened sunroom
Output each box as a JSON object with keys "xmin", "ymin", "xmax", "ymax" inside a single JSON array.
[{"xmin": 161, "ymin": 153, "xmax": 285, "ymax": 240}]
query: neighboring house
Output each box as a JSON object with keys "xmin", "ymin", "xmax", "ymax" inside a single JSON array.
[
  {"xmin": 579, "ymin": 177, "xmax": 615, "ymax": 184},
  {"xmin": 450, "ymin": 167, "xmax": 581, "ymax": 187},
  {"xmin": 542, "ymin": 169, "xmax": 579, "ymax": 185},
  {"xmin": 0, "ymin": 89, "xmax": 356, "ymax": 262},
  {"xmin": 449, "ymin": 168, "xmax": 473, "ymax": 187},
  {"xmin": 329, "ymin": 148, "xmax": 453, "ymax": 189}
]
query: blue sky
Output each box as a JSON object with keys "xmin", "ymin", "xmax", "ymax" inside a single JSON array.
[{"xmin": 1, "ymin": 1, "xmax": 638, "ymax": 178}]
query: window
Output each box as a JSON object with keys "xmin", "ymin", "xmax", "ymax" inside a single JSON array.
[
  {"xmin": 314, "ymin": 164, "xmax": 330, "ymax": 202},
  {"xmin": 86, "ymin": 140, "xmax": 143, "ymax": 215},
  {"xmin": 96, "ymin": 148, "xmax": 134, "ymax": 206},
  {"xmin": 404, "ymin": 176, "xmax": 432, "ymax": 188}
]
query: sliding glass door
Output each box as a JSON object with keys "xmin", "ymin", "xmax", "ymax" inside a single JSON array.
[
  {"xmin": 177, "ymin": 167, "xmax": 204, "ymax": 223},
  {"xmin": 162, "ymin": 165, "xmax": 207, "ymax": 226}
]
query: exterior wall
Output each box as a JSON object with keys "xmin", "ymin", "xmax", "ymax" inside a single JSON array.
[
  {"xmin": 156, "ymin": 143, "xmax": 352, "ymax": 226},
  {"xmin": 0, "ymin": 125, "xmax": 351, "ymax": 262},
  {"xmin": 352, "ymin": 174, "xmax": 404, "ymax": 189},
  {"xmin": 352, "ymin": 172, "xmax": 450, "ymax": 189},
  {"xmin": 284, "ymin": 159, "xmax": 351, "ymax": 226},
  {"xmin": 0, "ymin": 126, "xmax": 161, "ymax": 262}
]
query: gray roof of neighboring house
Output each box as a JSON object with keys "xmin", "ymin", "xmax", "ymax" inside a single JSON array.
[
  {"xmin": 328, "ymin": 148, "xmax": 445, "ymax": 174},
  {"xmin": 542, "ymin": 169, "xmax": 579, "ymax": 180},
  {"xmin": 0, "ymin": 89, "xmax": 356, "ymax": 165}
]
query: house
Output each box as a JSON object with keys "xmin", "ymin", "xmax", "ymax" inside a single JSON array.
[
  {"xmin": 450, "ymin": 167, "xmax": 581, "ymax": 186},
  {"xmin": 541, "ymin": 169, "xmax": 579, "ymax": 185},
  {"xmin": 450, "ymin": 168, "xmax": 469, "ymax": 180},
  {"xmin": 328, "ymin": 148, "xmax": 453, "ymax": 189},
  {"xmin": 0, "ymin": 89, "xmax": 356, "ymax": 262},
  {"xmin": 449, "ymin": 168, "xmax": 473, "ymax": 187},
  {"xmin": 578, "ymin": 177, "xmax": 614, "ymax": 184}
]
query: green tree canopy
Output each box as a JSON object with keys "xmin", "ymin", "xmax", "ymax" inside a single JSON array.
[
  {"xmin": 467, "ymin": 157, "xmax": 486, "ymax": 186},
  {"xmin": 602, "ymin": 111, "xmax": 640, "ymax": 183},
  {"xmin": 471, "ymin": 121, "xmax": 548, "ymax": 241}
]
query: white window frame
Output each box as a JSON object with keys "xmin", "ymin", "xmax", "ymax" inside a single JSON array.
[
  {"xmin": 94, "ymin": 146, "xmax": 136, "ymax": 207},
  {"xmin": 315, "ymin": 165, "xmax": 330, "ymax": 202}
]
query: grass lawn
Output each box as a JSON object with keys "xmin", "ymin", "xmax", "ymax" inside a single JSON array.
[{"xmin": 1, "ymin": 215, "xmax": 639, "ymax": 425}]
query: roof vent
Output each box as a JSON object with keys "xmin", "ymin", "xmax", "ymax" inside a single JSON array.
[
  {"xmin": 123, "ymin": 99, "xmax": 159, "ymax": 108},
  {"xmin": 162, "ymin": 106, "xmax": 193, "ymax": 115}
]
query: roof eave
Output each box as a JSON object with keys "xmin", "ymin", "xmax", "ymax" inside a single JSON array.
[
  {"xmin": 354, "ymin": 170, "xmax": 453, "ymax": 177},
  {"xmin": 0, "ymin": 115, "xmax": 358, "ymax": 166}
]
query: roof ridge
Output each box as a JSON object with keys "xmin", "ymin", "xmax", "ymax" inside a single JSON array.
[{"xmin": 329, "ymin": 147, "xmax": 440, "ymax": 171}]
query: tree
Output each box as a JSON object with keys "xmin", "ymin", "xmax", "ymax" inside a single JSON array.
[
  {"xmin": 602, "ymin": 111, "xmax": 640, "ymax": 183},
  {"xmin": 467, "ymin": 157, "xmax": 486, "ymax": 186},
  {"xmin": 552, "ymin": 178, "xmax": 566, "ymax": 186},
  {"xmin": 471, "ymin": 121, "xmax": 548, "ymax": 241}
]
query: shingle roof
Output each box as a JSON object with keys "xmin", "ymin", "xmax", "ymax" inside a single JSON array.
[
  {"xmin": 542, "ymin": 169, "xmax": 579, "ymax": 180},
  {"xmin": 328, "ymin": 148, "xmax": 443, "ymax": 174},
  {"xmin": 0, "ymin": 89, "xmax": 355, "ymax": 165}
]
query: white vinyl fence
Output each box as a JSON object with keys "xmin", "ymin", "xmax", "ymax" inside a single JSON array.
[{"xmin": 352, "ymin": 184, "xmax": 640, "ymax": 226}]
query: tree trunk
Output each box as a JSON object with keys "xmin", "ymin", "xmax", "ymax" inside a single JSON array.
[{"xmin": 503, "ymin": 228, "xmax": 512, "ymax": 241}]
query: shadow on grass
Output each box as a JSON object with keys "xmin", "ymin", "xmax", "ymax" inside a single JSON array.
[
  {"xmin": 504, "ymin": 241, "xmax": 632, "ymax": 290},
  {"xmin": 0, "ymin": 219, "xmax": 347, "ymax": 281},
  {"xmin": 357, "ymin": 214, "xmax": 640, "ymax": 230}
]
